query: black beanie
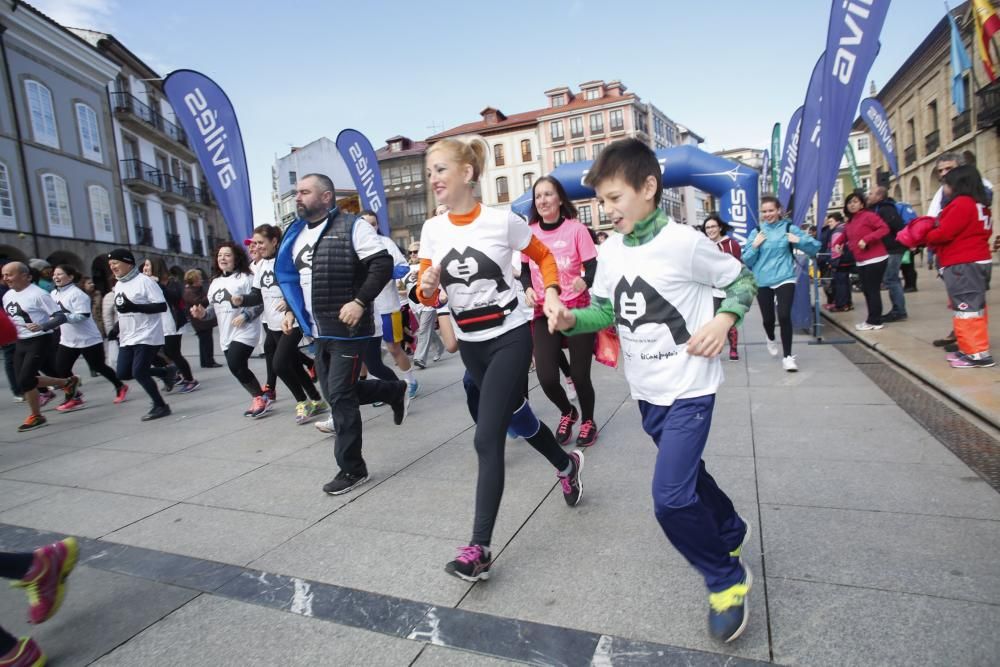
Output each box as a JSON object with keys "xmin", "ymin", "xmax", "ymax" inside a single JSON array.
[{"xmin": 108, "ymin": 248, "xmax": 136, "ymax": 265}]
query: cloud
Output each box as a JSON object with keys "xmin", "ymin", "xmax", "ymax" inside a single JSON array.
[{"xmin": 29, "ymin": 0, "xmax": 117, "ymax": 30}]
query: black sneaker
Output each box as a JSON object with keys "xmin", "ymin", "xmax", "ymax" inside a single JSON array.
[
  {"xmin": 558, "ymin": 450, "xmax": 584, "ymax": 506},
  {"xmin": 141, "ymin": 404, "xmax": 171, "ymax": 421},
  {"xmin": 413, "ymin": 359, "xmax": 426, "ymax": 369},
  {"xmin": 323, "ymin": 471, "xmax": 369, "ymax": 495},
  {"xmin": 555, "ymin": 406, "xmax": 578, "ymax": 445},
  {"xmin": 390, "ymin": 382, "xmax": 410, "ymax": 426},
  {"xmin": 444, "ymin": 544, "xmax": 491, "ymax": 581},
  {"xmin": 933, "ymin": 335, "xmax": 957, "ymax": 347},
  {"xmin": 882, "ymin": 312, "xmax": 907, "ymax": 322},
  {"xmin": 943, "ymin": 342, "xmax": 959, "ymax": 353},
  {"xmin": 162, "ymin": 366, "xmax": 179, "ymax": 393}
]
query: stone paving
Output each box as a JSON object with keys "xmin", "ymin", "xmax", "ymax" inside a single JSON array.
[{"xmin": 0, "ymin": 312, "xmax": 997, "ymax": 666}]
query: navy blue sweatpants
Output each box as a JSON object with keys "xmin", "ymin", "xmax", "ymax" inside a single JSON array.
[{"xmin": 640, "ymin": 394, "xmax": 747, "ymax": 592}]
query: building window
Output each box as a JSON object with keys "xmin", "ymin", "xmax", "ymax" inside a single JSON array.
[
  {"xmin": 522, "ymin": 172, "xmax": 534, "ymax": 193},
  {"xmin": 0, "ymin": 163, "xmax": 14, "ymax": 229},
  {"xmin": 609, "ymin": 109, "xmax": 624, "ymax": 132},
  {"xmin": 856, "ymin": 135, "xmax": 869, "ymax": 151},
  {"xmin": 406, "ymin": 197, "xmax": 427, "ymax": 225},
  {"xmin": 289, "ymin": 170, "xmax": 297, "ymax": 185},
  {"xmin": 494, "ymin": 143, "xmax": 505, "ymax": 167},
  {"xmin": 584, "ymin": 88, "xmax": 600, "ymax": 101},
  {"xmin": 927, "ymin": 100, "xmax": 938, "ymax": 131},
  {"xmin": 496, "ymin": 176, "xmax": 509, "ymax": 203},
  {"xmin": 25, "ymin": 80, "xmax": 59, "ymax": 148},
  {"xmin": 74, "ymin": 103, "xmax": 102, "ymax": 162},
  {"xmin": 592, "ymin": 143, "xmax": 604, "ymax": 159},
  {"xmin": 520, "ymin": 139, "xmax": 531, "ymax": 162},
  {"xmin": 41, "ymin": 173, "xmax": 72, "ymax": 235},
  {"xmin": 861, "ymin": 176, "xmax": 871, "ymax": 193},
  {"xmin": 553, "ymin": 150, "xmax": 566, "ymax": 167},
  {"xmin": 572, "ymin": 146, "xmax": 586, "ymax": 162},
  {"xmin": 829, "ymin": 178, "xmax": 844, "ymax": 208},
  {"xmin": 551, "ymin": 94, "xmax": 565, "ymax": 107},
  {"xmin": 570, "ymin": 116, "xmax": 584, "ymax": 138},
  {"xmin": 88, "ymin": 185, "xmax": 113, "ymax": 241},
  {"xmin": 598, "ymin": 206, "xmax": 609, "ymax": 224},
  {"xmin": 590, "ymin": 112, "xmax": 604, "ymax": 134},
  {"xmin": 550, "ymin": 120, "xmax": 564, "ymax": 141},
  {"xmin": 578, "ymin": 204, "xmax": 592, "ymax": 226}
]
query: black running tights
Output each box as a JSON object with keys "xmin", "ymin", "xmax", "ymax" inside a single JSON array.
[
  {"xmin": 225, "ymin": 341, "xmax": 262, "ymax": 397},
  {"xmin": 532, "ymin": 316, "xmax": 595, "ymax": 421},
  {"xmin": 55, "ymin": 343, "xmax": 122, "ymax": 390},
  {"xmin": 756, "ymin": 283, "xmax": 796, "ymax": 357},
  {"xmin": 263, "ymin": 327, "xmax": 319, "ymax": 402}
]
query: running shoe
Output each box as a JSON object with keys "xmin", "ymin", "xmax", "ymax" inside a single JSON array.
[
  {"xmin": 765, "ymin": 339, "xmax": 779, "ymax": 357},
  {"xmin": 708, "ymin": 567, "xmax": 752, "ymax": 643},
  {"xmin": 576, "ymin": 419, "xmax": 598, "ymax": 447},
  {"xmin": 55, "ymin": 396, "xmax": 85, "ymax": 412},
  {"xmin": 315, "ymin": 416, "xmax": 335, "ymax": 434},
  {"xmin": 932, "ymin": 334, "xmax": 957, "ymax": 347},
  {"xmin": 178, "ymin": 379, "xmax": 200, "ymax": 394},
  {"xmin": 14, "ymin": 537, "xmax": 78, "ymax": 624},
  {"xmin": 12, "ymin": 395, "xmax": 24, "ymax": 403},
  {"xmin": 0, "ymin": 636, "xmax": 44, "ymax": 666},
  {"xmin": 141, "ymin": 405, "xmax": 171, "ymax": 421},
  {"xmin": 565, "ymin": 378, "xmax": 577, "ymax": 401},
  {"xmin": 855, "ymin": 322, "xmax": 884, "ymax": 331},
  {"xmin": 391, "ymin": 383, "xmax": 411, "ymax": 425},
  {"xmin": 444, "ymin": 544, "xmax": 491, "ymax": 582},
  {"xmin": 295, "ymin": 401, "xmax": 308, "ymax": 424},
  {"xmin": 945, "ymin": 351, "xmax": 962, "ymax": 362},
  {"xmin": 262, "ymin": 384, "xmax": 276, "ymax": 402},
  {"xmin": 781, "ymin": 355, "xmax": 798, "ymax": 372},
  {"xmin": 162, "ymin": 366, "xmax": 179, "ymax": 393},
  {"xmin": 943, "ymin": 342, "xmax": 959, "ymax": 353},
  {"xmin": 950, "ymin": 354, "xmax": 996, "ymax": 369},
  {"xmin": 558, "ymin": 449, "xmax": 584, "ymax": 506},
  {"xmin": 37, "ymin": 389, "xmax": 55, "ymax": 408},
  {"xmin": 555, "ymin": 406, "xmax": 579, "ymax": 445},
  {"xmin": 17, "ymin": 415, "xmax": 46, "ymax": 433},
  {"xmin": 311, "ymin": 399, "xmax": 329, "ymax": 414},
  {"xmin": 249, "ymin": 394, "xmax": 272, "ymax": 419},
  {"xmin": 407, "ymin": 379, "xmax": 419, "ymax": 399},
  {"xmin": 113, "ymin": 384, "xmax": 129, "ymax": 404},
  {"xmin": 413, "ymin": 359, "xmax": 426, "ymax": 369},
  {"xmin": 63, "ymin": 375, "xmax": 81, "ymax": 398},
  {"xmin": 372, "ymin": 401, "xmax": 385, "ymax": 408},
  {"xmin": 322, "ymin": 471, "xmax": 368, "ymax": 495}
]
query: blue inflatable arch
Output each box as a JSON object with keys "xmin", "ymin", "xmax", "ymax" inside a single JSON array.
[{"xmin": 510, "ymin": 145, "xmax": 759, "ymax": 242}]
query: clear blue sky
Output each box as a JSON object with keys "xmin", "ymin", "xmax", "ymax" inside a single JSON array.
[{"xmin": 36, "ymin": 0, "xmax": 957, "ymax": 224}]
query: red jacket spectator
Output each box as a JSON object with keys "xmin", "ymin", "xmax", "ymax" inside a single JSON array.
[
  {"xmin": 925, "ymin": 195, "xmax": 992, "ymax": 267},
  {"xmin": 844, "ymin": 209, "xmax": 889, "ymax": 263}
]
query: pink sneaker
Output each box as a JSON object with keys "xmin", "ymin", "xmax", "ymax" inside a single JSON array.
[
  {"xmin": 14, "ymin": 537, "xmax": 78, "ymax": 624},
  {"xmin": 36, "ymin": 390, "xmax": 55, "ymax": 408},
  {"xmin": 444, "ymin": 544, "xmax": 491, "ymax": 581},
  {"xmin": 55, "ymin": 396, "xmax": 85, "ymax": 412},
  {"xmin": 0, "ymin": 637, "xmax": 44, "ymax": 667},
  {"xmin": 113, "ymin": 384, "xmax": 129, "ymax": 404}
]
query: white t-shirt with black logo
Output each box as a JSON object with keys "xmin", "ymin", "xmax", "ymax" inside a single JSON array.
[
  {"xmin": 593, "ymin": 224, "xmax": 743, "ymax": 406},
  {"xmin": 253, "ymin": 257, "xmax": 287, "ymax": 331},
  {"xmin": 51, "ymin": 284, "xmax": 102, "ymax": 348},
  {"xmin": 294, "ymin": 216, "xmax": 385, "ymax": 336},
  {"xmin": 418, "ymin": 206, "xmax": 531, "ymax": 342},
  {"xmin": 3, "ymin": 283, "xmax": 57, "ymax": 340},
  {"xmin": 373, "ymin": 235, "xmax": 407, "ymax": 317},
  {"xmin": 206, "ymin": 272, "xmax": 260, "ymax": 351},
  {"xmin": 113, "ymin": 274, "xmax": 165, "ymax": 347}
]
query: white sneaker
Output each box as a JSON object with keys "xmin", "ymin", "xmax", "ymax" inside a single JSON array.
[
  {"xmin": 782, "ymin": 355, "xmax": 798, "ymax": 372},
  {"xmin": 565, "ymin": 378, "xmax": 577, "ymax": 401},
  {"xmin": 855, "ymin": 322, "xmax": 884, "ymax": 331},
  {"xmin": 315, "ymin": 416, "xmax": 335, "ymax": 434},
  {"xmin": 766, "ymin": 339, "xmax": 779, "ymax": 357}
]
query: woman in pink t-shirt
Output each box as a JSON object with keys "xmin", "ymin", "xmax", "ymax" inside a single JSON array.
[{"xmin": 522, "ymin": 176, "xmax": 599, "ymax": 447}]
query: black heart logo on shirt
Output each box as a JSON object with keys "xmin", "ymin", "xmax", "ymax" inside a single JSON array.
[
  {"xmin": 294, "ymin": 244, "xmax": 314, "ymax": 271},
  {"xmin": 260, "ymin": 270, "xmax": 276, "ymax": 288},
  {"xmin": 440, "ymin": 247, "xmax": 509, "ymax": 291},
  {"xmin": 212, "ymin": 288, "xmax": 234, "ymax": 304},
  {"xmin": 5, "ymin": 301, "xmax": 30, "ymax": 323},
  {"xmin": 614, "ymin": 276, "xmax": 690, "ymax": 343},
  {"xmin": 114, "ymin": 293, "xmax": 125, "ymax": 307}
]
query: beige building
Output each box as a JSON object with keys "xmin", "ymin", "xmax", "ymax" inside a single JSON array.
[{"xmin": 857, "ymin": 1, "xmax": 999, "ymax": 214}]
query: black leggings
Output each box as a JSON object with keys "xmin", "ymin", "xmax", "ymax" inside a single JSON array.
[
  {"xmin": 263, "ymin": 327, "xmax": 319, "ymax": 402},
  {"xmin": 13, "ymin": 336, "xmax": 56, "ymax": 393},
  {"xmin": 162, "ymin": 334, "xmax": 193, "ymax": 382},
  {"xmin": 362, "ymin": 337, "xmax": 398, "ymax": 382},
  {"xmin": 195, "ymin": 328, "xmax": 216, "ymax": 366},
  {"xmin": 55, "ymin": 343, "xmax": 122, "ymax": 391},
  {"xmin": 757, "ymin": 283, "xmax": 796, "ymax": 357},
  {"xmin": 859, "ymin": 260, "xmax": 887, "ymax": 325},
  {"xmin": 225, "ymin": 341, "xmax": 262, "ymax": 397},
  {"xmin": 532, "ymin": 316, "xmax": 595, "ymax": 421},
  {"xmin": 117, "ymin": 344, "xmax": 168, "ymax": 407},
  {"xmin": 460, "ymin": 324, "xmax": 571, "ymax": 546}
]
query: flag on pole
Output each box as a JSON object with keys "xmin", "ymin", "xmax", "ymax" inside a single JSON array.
[
  {"xmin": 844, "ymin": 142, "xmax": 860, "ymax": 190},
  {"xmin": 972, "ymin": 0, "xmax": 1000, "ymax": 80},
  {"xmin": 948, "ymin": 10, "xmax": 974, "ymax": 112},
  {"xmin": 770, "ymin": 123, "xmax": 781, "ymax": 192}
]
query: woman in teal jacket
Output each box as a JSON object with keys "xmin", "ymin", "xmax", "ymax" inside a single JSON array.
[{"xmin": 742, "ymin": 195, "xmax": 820, "ymax": 372}]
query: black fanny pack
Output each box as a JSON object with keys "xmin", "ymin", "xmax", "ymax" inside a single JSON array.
[{"xmin": 453, "ymin": 297, "xmax": 520, "ymax": 333}]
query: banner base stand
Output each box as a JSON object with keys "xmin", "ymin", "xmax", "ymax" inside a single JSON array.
[{"xmin": 807, "ymin": 338, "xmax": 856, "ymax": 346}]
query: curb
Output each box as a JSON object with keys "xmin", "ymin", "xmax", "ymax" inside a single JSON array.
[{"xmin": 821, "ymin": 312, "xmax": 999, "ymax": 431}]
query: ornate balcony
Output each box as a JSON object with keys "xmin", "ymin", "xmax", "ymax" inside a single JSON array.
[
  {"xmin": 121, "ymin": 159, "xmax": 163, "ymax": 194},
  {"xmin": 952, "ymin": 110, "xmax": 971, "ymax": 138},
  {"xmin": 135, "ymin": 225, "xmax": 153, "ymax": 246},
  {"xmin": 110, "ymin": 91, "xmax": 194, "ymax": 159},
  {"xmin": 924, "ymin": 129, "xmax": 940, "ymax": 155},
  {"xmin": 904, "ymin": 144, "xmax": 917, "ymax": 167},
  {"xmin": 976, "ymin": 80, "xmax": 1000, "ymax": 130}
]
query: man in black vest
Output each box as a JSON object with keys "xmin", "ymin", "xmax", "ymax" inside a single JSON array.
[{"xmin": 276, "ymin": 173, "xmax": 410, "ymax": 495}]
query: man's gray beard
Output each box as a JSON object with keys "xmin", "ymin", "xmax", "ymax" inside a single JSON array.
[{"xmin": 298, "ymin": 204, "xmax": 325, "ymax": 220}]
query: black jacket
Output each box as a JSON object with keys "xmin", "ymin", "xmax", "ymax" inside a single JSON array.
[{"xmin": 871, "ymin": 199, "xmax": 906, "ymax": 255}]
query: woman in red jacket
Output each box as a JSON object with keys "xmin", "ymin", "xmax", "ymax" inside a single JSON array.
[
  {"xmin": 703, "ymin": 214, "xmax": 742, "ymax": 360},
  {"xmin": 843, "ymin": 192, "xmax": 889, "ymax": 331},
  {"xmin": 926, "ymin": 165, "xmax": 994, "ymax": 369}
]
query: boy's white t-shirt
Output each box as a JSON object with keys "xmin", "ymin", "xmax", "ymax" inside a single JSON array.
[
  {"xmin": 206, "ymin": 272, "xmax": 260, "ymax": 351},
  {"xmin": 419, "ymin": 206, "xmax": 531, "ymax": 342},
  {"xmin": 3, "ymin": 284, "xmax": 58, "ymax": 340},
  {"xmin": 593, "ymin": 224, "xmax": 743, "ymax": 406},
  {"xmin": 113, "ymin": 274, "xmax": 165, "ymax": 347},
  {"xmin": 51, "ymin": 284, "xmax": 103, "ymax": 348}
]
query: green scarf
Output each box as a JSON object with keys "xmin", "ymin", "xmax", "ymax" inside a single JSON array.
[{"xmin": 624, "ymin": 208, "xmax": 669, "ymax": 247}]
